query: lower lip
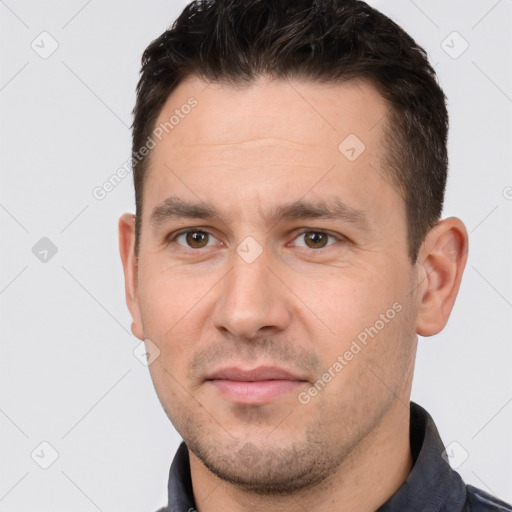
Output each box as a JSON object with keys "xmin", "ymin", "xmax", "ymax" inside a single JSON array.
[{"xmin": 209, "ymin": 379, "xmax": 304, "ymax": 404}]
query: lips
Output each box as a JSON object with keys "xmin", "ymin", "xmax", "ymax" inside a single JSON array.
[
  {"xmin": 207, "ymin": 366, "xmax": 305, "ymax": 382},
  {"xmin": 206, "ymin": 366, "xmax": 307, "ymax": 405}
]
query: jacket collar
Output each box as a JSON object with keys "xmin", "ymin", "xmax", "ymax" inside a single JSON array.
[{"xmin": 377, "ymin": 402, "xmax": 467, "ymax": 511}]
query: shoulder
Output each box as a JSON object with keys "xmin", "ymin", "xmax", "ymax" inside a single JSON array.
[{"xmin": 464, "ymin": 485, "xmax": 512, "ymax": 512}]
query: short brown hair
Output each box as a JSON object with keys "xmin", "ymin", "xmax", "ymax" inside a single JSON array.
[{"xmin": 132, "ymin": 0, "xmax": 448, "ymax": 262}]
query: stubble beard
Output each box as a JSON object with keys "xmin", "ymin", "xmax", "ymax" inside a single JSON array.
[{"xmin": 169, "ymin": 397, "xmax": 393, "ymax": 496}]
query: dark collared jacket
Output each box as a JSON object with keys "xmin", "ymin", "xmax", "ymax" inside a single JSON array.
[{"xmin": 156, "ymin": 402, "xmax": 512, "ymax": 511}]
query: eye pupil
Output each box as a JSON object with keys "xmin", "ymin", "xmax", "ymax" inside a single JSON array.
[
  {"xmin": 305, "ymin": 231, "xmax": 328, "ymax": 248},
  {"xmin": 186, "ymin": 231, "xmax": 208, "ymax": 248}
]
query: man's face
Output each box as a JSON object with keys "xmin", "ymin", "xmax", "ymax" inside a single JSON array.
[{"xmin": 126, "ymin": 76, "xmax": 420, "ymax": 491}]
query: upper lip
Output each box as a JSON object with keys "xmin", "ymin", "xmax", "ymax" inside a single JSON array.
[{"xmin": 206, "ymin": 366, "xmax": 306, "ymax": 382}]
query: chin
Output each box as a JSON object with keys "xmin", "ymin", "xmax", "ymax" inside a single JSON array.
[{"xmin": 185, "ymin": 429, "xmax": 343, "ymax": 495}]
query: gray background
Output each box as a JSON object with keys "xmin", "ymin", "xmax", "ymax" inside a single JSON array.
[{"xmin": 0, "ymin": 0, "xmax": 511, "ymax": 510}]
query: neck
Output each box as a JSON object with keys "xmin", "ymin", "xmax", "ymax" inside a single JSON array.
[{"xmin": 189, "ymin": 397, "xmax": 413, "ymax": 512}]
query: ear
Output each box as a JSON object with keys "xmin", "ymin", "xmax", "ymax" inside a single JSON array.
[
  {"xmin": 415, "ymin": 217, "xmax": 469, "ymax": 337},
  {"xmin": 118, "ymin": 213, "xmax": 145, "ymax": 340}
]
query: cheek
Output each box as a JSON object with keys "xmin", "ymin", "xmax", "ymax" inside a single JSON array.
[
  {"xmin": 137, "ymin": 266, "xmax": 208, "ymax": 376},
  {"xmin": 138, "ymin": 262, "xmax": 201, "ymax": 333},
  {"xmin": 295, "ymin": 266, "xmax": 404, "ymax": 345},
  {"xmin": 297, "ymin": 266, "xmax": 413, "ymax": 394}
]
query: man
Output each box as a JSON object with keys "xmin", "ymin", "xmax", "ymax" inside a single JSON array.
[{"xmin": 118, "ymin": 1, "xmax": 511, "ymax": 510}]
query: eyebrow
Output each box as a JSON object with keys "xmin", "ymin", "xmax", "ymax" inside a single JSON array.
[{"xmin": 150, "ymin": 195, "xmax": 371, "ymax": 231}]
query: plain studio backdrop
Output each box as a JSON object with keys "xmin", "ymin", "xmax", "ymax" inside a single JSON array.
[{"xmin": 0, "ymin": 1, "xmax": 511, "ymax": 510}]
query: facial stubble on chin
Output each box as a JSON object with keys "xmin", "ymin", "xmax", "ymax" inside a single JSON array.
[
  {"xmin": 157, "ymin": 340, "xmax": 345, "ymax": 494},
  {"xmin": 165, "ymin": 381, "xmax": 395, "ymax": 497},
  {"xmin": 179, "ymin": 405, "xmax": 351, "ymax": 495},
  {"xmin": 158, "ymin": 328, "xmax": 409, "ymax": 495}
]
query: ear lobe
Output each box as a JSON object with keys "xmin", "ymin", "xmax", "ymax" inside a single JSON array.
[
  {"xmin": 118, "ymin": 213, "xmax": 145, "ymax": 340},
  {"xmin": 415, "ymin": 217, "xmax": 469, "ymax": 337}
]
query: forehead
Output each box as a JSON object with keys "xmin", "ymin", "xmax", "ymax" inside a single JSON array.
[
  {"xmin": 153, "ymin": 75, "xmax": 388, "ymax": 150},
  {"xmin": 143, "ymin": 75, "xmax": 400, "ymax": 230}
]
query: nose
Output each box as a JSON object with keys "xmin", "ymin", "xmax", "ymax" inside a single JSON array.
[{"xmin": 211, "ymin": 249, "xmax": 292, "ymax": 341}]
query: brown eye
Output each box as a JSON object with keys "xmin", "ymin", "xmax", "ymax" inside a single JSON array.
[
  {"xmin": 175, "ymin": 230, "xmax": 216, "ymax": 249},
  {"xmin": 186, "ymin": 231, "xmax": 208, "ymax": 248},
  {"xmin": 304, "ymin": 231, "xmax": 329, "ymax": 248},
  {"xmin": 292, "ymin": 230, "xmax": 340, "ymax": 250}
]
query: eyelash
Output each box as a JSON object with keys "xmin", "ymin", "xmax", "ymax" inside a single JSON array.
[{"xmin": 166, "ymin": 228, "xmax": 345, "ymax": 251}]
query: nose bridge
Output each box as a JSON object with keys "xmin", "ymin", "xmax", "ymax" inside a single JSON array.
[{"xmin": 212, "ymin": 245, "xmax": 291, "ymax": 339}]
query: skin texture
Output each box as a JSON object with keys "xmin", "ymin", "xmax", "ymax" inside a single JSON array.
[{"xmin": 119, "ymin": 76, "xmax": 468, "ymax": 511}]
